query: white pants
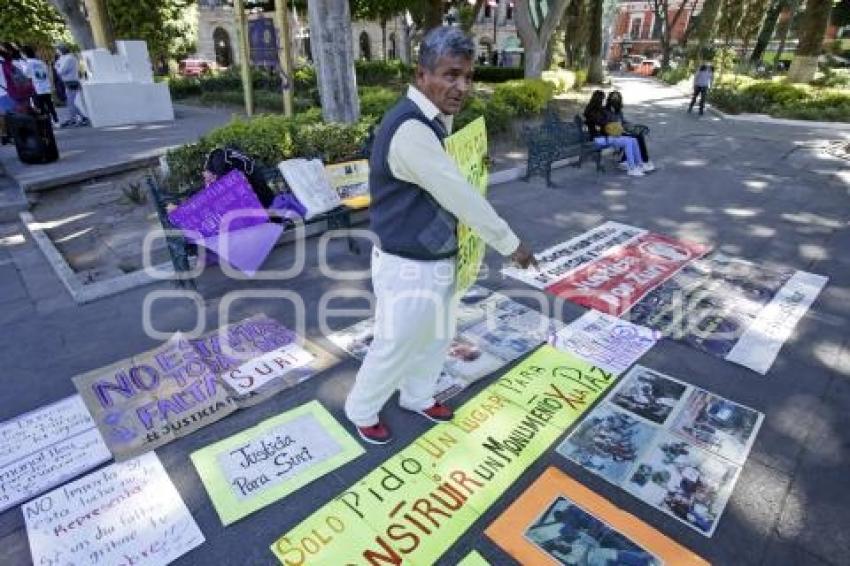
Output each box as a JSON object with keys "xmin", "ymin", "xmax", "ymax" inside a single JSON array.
[{"xmin": 344, "ymin": 248, "xmax": 457, "ymax": 427}]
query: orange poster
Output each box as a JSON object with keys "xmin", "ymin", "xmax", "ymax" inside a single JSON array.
[{"xmin": 486, "ymin": 467, "xmax": 709, "ymax": 566}]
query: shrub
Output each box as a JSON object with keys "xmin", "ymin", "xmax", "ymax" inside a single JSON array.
[
  {"xmin": 355, "ymin": 60, "xmax": 413, "ymax": 86},
  {"xmin": 164, "ymin": 113, "xmax": 373, "ymax": 191},
  {"xmin": 483, "ymin": 97, "xmax": 516, "ymax": 133},
  {"xmin": 168, "ymin": 76, "xmax": 201, "ymax": 99},
  {"xmin": 359, "ymin": 86, "xmax": 401, "ymax": 119},
  {"xmin": 454, "ymin": 95, "xmax": 488, "ymax": 131},
  {"xmin": 659, "ymin": 65, "xmax": 691, "ymax": 85},
  {"xmin": 492, "ymin": 79, "xmax": 554, "ymax": 117},
  {"xmin": 573, "ymin": 68, "xmax": 588, "ymax": 90},
  {"xmin": 742, "ymin": 81, "xmax": 807, "ymax": 108},
  {"xmin": 541, "ymin": 70, "xmax": 575, "ymax": 94},
  {"xmin": 472, "ymin": 66, "xmax": 524, "ymax": 83}
]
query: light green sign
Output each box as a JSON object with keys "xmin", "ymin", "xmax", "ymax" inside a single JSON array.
[
  {"xmin": 458, "ymin": 550, "xmax": 490, "ymax": 566},
  {"xmin": 270, "ymin": 346, "xmax": 619, "ymax": 565},
  {"xmin": 445, "ymin": 116, "xmax": 489, "ymax": 294},
  {"xmin": 191, "ymin": 400, "xmax": 364, "ymax": 526}
]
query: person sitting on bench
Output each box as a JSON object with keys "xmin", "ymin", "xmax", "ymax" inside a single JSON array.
[
  {"xmin": 605, "ymin": 90, "xmax": 655, "ymax": 172},
  {"xmin": 583, "ymin": 90, "xmax": 646, "ymax": 177}
]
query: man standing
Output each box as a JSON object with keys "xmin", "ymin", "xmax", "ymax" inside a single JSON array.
[
  {"xmin": 344, "ymin": 26, "xmax": 537, "ymax": 445},
  {"xmin": 688, "ymin": 64, "xmax": 714, "ymax": 116},
  {"xmin": 22, "ymin": 46, "xmax": 58, "ymax": 124},
  {"xmin": 54, "ymin": 45, "xmax": 89, "ymax": 127}
]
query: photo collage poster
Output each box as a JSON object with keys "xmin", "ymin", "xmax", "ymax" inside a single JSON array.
[
  {"xmin": 327, "ymin": 285, "xmax": 563, "ymax": 402},
  {"xmin": 486, "ymin": 466, "xmax": 709, "ymax": 566},
  {"xmin": 557, "ymin": 365, "xmax": 763, "ymax": 536},
  {"xmin": 627, "ymin": 253, "xmax": 827, "ymax": 374}
]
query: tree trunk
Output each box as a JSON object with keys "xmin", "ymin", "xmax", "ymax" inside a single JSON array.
[
  {"xmin": 787, "ymin": 0, "xmax": 832, "ymax": 82},
  {"xmin": 381, "ymin": 18, "xmax": 387, "ymax": 60},
  {"xmin": 515, "ymin": 0, "xmax": 571, "ymax": 78},
  {"xmin": 399, "ymin": 17, "xmax": 412, "ymax": 64},
  {"xmin": 587, "ymin": 0, "xmax": 604, "ymax": 83},
  {"xmin": 773, "ymin": 1, "xmax": 799, "ymax": 68},
  {"xmin": 692, "ymin": 0, "xmax": 722, "ymax": 61},
  {"xmin": 308, "ymin": 0, "xmax": 360, "ymax": 123},
  {"xmin": 423, "ymin": 0, "xmax": 443, "ymax": 31},
  {"xmin": 750, "ymin": 0, "xmax": 784, "ymax": 64},
  {"xmin": 49, "ymin": 0, "xmax": 95, "ymax": 50}
]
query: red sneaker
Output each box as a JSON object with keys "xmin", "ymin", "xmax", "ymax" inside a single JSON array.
[
  {"xmin": 357, "ymin": 422, "xmax": 393, "ymax": 445},
  {"xmin": 411, "ymin": 403, "xmax": 454, "ymax": 423}
]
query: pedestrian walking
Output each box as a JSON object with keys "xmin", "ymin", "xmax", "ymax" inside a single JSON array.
[
  {"xmin": 54, "ymin": 44, "xmax": 89, "ymax": 127},
  {"xmin": 688, "ymin": 64, "xmax": 713, "ymax": 116},
  {"xmin": 343, "ymin": 25, "xmax": 537, "ymax": 445},
  {"xmin": 22, "ymin": 46, "xmax": 58, "ymax": 124}
]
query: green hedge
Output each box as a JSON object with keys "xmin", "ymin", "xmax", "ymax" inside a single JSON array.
[
  {"xmin": 165, "ymin": 78, "xmax": 556, "ymax": 191},
  {"xmin": 708, "ymin": 79, "xmax": 850, "ymax": 122},
  {"xmin": 164, "ymin": 113, "xmax": 370, "ymax": 192},
  {"xmin": 473, "ymin": 66, "xmax": 524, "ymax": 83}
]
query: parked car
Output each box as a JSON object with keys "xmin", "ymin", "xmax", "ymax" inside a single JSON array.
[{"xmin": 178, "ymin": 58, "xmax": 215, "ymax": 77}]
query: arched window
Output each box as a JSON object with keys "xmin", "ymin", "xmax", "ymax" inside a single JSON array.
[
  {"xmin": 359, "ymin": 31, "xmax": 372, "ymax": 61},
  {"xmin": 388, "ymin": 32, "xmax": 397, "ymax": 60},
  {"xmin": 213, "ymin": 27, "xmax": 233, "ymax": 67}
]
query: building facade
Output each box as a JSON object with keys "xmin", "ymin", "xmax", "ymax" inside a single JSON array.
[
  {"xmin": 607, "ymin": 0, "xmax": 703, "ymax": 62},
  {"xmin": 194, "ymin": 0, "xmax": 522, "ymax": 69}
]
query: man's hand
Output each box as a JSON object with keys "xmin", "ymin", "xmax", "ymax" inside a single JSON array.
[{"xmin": 510, "ymin": 242, "xmax": 538, "ymax": 270}]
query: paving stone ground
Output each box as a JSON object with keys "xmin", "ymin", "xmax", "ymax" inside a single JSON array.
[{"xmin": 0, "ymin": 76, "xmax": 848, "ymax": 565}]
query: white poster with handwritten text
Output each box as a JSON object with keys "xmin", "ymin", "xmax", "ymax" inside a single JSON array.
[
  {"xmin": 24, "ymin": 452, "xmax": 204, "ymax": 566},
  {"xmin": 0, "ymin": 395, "xmax": 111, "ymax": 513}
]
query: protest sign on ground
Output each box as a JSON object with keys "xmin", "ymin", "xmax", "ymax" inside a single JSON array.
[
  {"xmin": 626, "ymin": 253, "xmax": 827, "ymax": 374},
  {"xmin": 327, "ymin": 287, "xmax": 561, "ymax": 402},
  {"xmin": 191, "ymin": 401, "xmax": 363, "ymax": 525},
  {"xmin": 458, "ymin": 549, "xmax": 491, "ymax": 565},
  {"xmin": 547, "ymin": 232, "xmax": 710, "ymax": 316},
  {"xmin": 445, "ymin": 117, "xmax": 488, "ymax": 293},
  {"xmin": 0, "ymin": 395, "xmax": 111, "ymax": 512},
  {"xmin": 486, "ymin": 466, "xmax": 708, "ymax": 565},
  {"xmin": 270, "ymin": 346, "xmax": 620, "ymax": 564},
  {"xmin": 167, "ymin": 170, "xmax": 282, "ymax": 276},
  {"xmin": 557, "ymin": 365, "xmax": 763, "ymax": 536},
  {"xmin": 551, "ymin": 310, "xmax": 659, "ymax": 375},
  {"xmin": 501, "ymin": 221, "xmax": 645, "ymax": 289},
  {"xmin": 74, "ymin": 315, "xmax": 331, "ymax": 460},
  {"xmin": 324, "ymin": 160, "xmax": 370, "ymax": 204},
  {"xmin": 24, "ymin": 452, "xmax": 204, "ymax": 566}
]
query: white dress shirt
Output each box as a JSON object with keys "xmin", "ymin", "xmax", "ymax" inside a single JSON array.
[{"xmin": 387, "ymin": 85, "xmax": 520, "ymax": 257}]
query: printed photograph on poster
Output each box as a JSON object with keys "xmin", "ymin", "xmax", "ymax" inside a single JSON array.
[
  {"xmin": 626, "ymin": 432, "xmax": 739, "ymax": 536},
  {"xmin": 557, "ymin": 404, "xmax": 658, "ymax": 484},
  {"xmin": 464, "ymin": 320, "xmax": 544, "ymax": 362},
  {"xmin": 324, "ymin": 159, "xmax": 369, "ymax": 199},
  {"xmin": 327, "ymin": 318, "xmax": 375, "ymax": 360},
  {"xmin": 443, "ymin": 336, "xmax": 504, "ymax": 383},
  {"xmin": 610, "ymin": 366, "xmax": 689, "ymax": 425},
  {"xmin": 552, "ymin": 311, "xmax": 659, "ymax": 375},
  {"xmin": 670, "ymin": 390, "xmax": 763, "ymax": 465},
  {"xmin": 546, "ymin": 232, "xmax": 710, "ymax": 317},
  {"xmin": 455, "ymin": 285, "xmax": 498, "ymax": 330},
  {"xmin": 24, "ymin": 452, "xmax": 204, "ymax": 566},
  {"xmin": 525, "ymin": 496, "xmax": 663, "ymax": 566},
  {"xmin": 486, "ymin": 466, "xmax": 710, "ymax": 566}
]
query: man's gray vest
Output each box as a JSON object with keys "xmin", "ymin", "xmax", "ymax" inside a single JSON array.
[{"xmin": 368, "ymin": 96, "xmax": 458, "ymax": 260}]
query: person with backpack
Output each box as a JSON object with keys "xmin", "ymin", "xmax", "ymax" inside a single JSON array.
[
  {"xmin": 0, "ymin": 43, "xmax": 35, "ymax": 114},
  {"xmin": 21, "ymin": 46, "xmax": 58, "ymax": 124},
  {"xmin": 54, "ymin": 44, "xmax": 89, "ymax": 127}
]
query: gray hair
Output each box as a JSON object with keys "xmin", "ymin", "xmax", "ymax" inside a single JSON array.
[{"xmin": 418, "ymin": 26, "xmax": 475, "ymax": 71}]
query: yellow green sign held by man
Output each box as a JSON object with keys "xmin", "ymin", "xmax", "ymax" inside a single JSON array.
[{"xmin": 444, "ymin": 117, "xmax": 489, "ymax": 294}]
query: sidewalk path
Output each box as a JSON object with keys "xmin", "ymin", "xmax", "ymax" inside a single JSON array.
[
  {"xmin": 0, "ymin": 104, "xmax": 232, "ymax": 192},
  {"xmin": 0, "ymin": 76, "xmax": 848, "ymax": 565}
]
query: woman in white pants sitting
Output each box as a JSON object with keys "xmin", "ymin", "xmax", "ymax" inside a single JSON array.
[{"xmin": 583, "ymin": 90, "xmax": 646, "ymax": 177}]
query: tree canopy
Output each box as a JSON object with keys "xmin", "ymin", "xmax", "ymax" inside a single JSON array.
[{"xmin": 0, "ymin": 0, "xmax": 69, "ymax": 48}]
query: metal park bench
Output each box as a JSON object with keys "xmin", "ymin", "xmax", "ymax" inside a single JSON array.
[
  {"xmin": 522, "ymin": 105, "xmax": 605, "ymax": 187},
  {"xmin": 147, "ymin": 165, "xmax": 363, "ymax": 289}
]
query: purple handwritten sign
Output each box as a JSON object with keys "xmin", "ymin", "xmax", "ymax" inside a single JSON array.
[{"xmin": 168, "ymin": 170, "xmax": 268, "ymax": 237}]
